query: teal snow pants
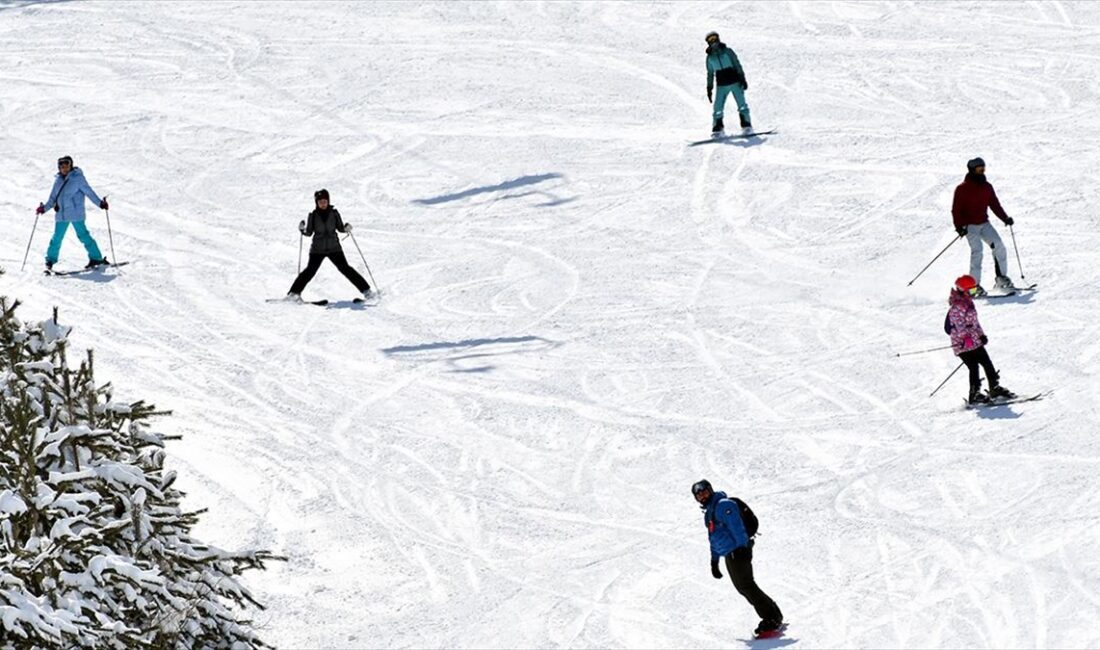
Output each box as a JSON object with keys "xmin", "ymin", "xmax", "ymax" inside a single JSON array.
[
  {"xmin": 714, "ymin": 83, "xmax": 751, "ymax": 128},
  {"xmin": 46, "ymin": 220, "xmax": 103, "ymax": 264}
]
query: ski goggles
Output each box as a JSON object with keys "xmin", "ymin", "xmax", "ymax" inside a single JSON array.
[
  {"xmin": 691, "ymin": 481, "xmax": 711, "ymax": 497},
  {"xmin": 967, "ymin": 286, "xmax": 979, "ymax": 297},
  {"xmin": 57, "ymin": 156, "xmax": 73, "ymax": 168}
]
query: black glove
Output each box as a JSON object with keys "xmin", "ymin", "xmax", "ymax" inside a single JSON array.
[
  {"xmin": 707, "ymin": 87, "xmax": 713, "ymax": 103},
  {"xmin": 742, "ymin": 79, "xmax": 749, "ymax": 90},
  {"xmin": 710, "ymin": 557, "xmax": 722, "ymax": 579},
  {"xmin": 956, "ymin": 225, "xmax": 967, "ymax": 237},
  {"xmin": 99, "ymin": 197, "xmax": 109, "ymax": 210},
  {"xmin": 980, "ymin": 334, "xmax": 988, "ymax": 345},
  {"xmin": 732, "ymin": 545, "xmax": 752, "ymax": 561},
  {"xmin": 298, "ymin": 220, "xmax": 306, "ymax": 234},
  {"xmin": 1004, "ymin": 216, "xmax": 1014, "ymax": 226}
]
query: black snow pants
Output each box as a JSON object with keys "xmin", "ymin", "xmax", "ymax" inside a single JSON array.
[
  {"xmin": 289, "ymin": 250, "xmax": 369, "ymax": 295},
  {"xmin": 725, "ymin": 546, "xmax": 783, "ymax": 622},
  {"xmin": 959, "ymin": 345, "xmax": 998, "ymax": 391}
]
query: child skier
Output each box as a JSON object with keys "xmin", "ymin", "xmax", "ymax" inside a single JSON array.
[
  {"xmin": 704, "ymin": 31, "xmax": 752, "ymax": 135},
  {"xmin": 286, "ymin": 189, "xmax": 372, "ymax": 302},
  {"xmin": 945, "ymin": 275, "xmax": 1015, "ymax": 404},
  {"xmin": 35, "ymin": 155, "xmax": 110, "ymax": 271},
  {"xmin": 692, "ymin": 479, "xmax": 783, "ymax": 637}
]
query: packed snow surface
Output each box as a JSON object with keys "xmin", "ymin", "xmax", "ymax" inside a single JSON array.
[{"xmin": 3, "ymin": 1, "xmax": 1100, "ymax": 647}]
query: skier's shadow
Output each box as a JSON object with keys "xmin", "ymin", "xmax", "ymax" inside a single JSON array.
[
  {"xmin": 50, "ymin": 271, "xmax": 119, "ymax": 284},
  {"xmin": 326, "ymin": 300, "xmax": 370, "ymax": 311},
  {"xmin": 735, "ymin": 634, "xmax": 799, "ymax": 649},
  {"xmin": 972, "ymin": 404, "xmax": 1024, "ymax": 420}
]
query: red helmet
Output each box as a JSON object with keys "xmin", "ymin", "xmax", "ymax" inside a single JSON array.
[{"xmin": 954, "ymin": 275, "xmax": 977, "ymax": 292}]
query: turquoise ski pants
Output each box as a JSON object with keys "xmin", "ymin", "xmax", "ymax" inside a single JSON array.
[
  {"xmin": 714, "ymin": 83, "xmax": 751, "ymax": 128},
  {"xmin": 46, "ymin": 220, "xmax": 103, "ymax": 264}
]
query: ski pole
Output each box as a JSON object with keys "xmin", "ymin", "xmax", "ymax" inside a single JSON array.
[
  {"xmin": 895, "ymin": 344, "xmax": 953, "ymax": 358},
  {"xmin": 21, "ymin": 212, "xmax": 40, "ymax": 271},
  {"xmin": 1009, "ymin": 224, "xmax": 1025, "ymax": 280},
  {"xmin": 297, "ymin": 232, "xmax": 303, "ymax": 274},
  {"xmin": 348, "ymin": 232, "xmax": 378, "ymax": 290},
  {"xmin": 907, "ymin": 235, "xmax": 962, "ymax": 286},
  {"xmin": 104, "ymin": 200, "xmax": 117, "ymax": 265},
  {"xmin": 929, "ymin": 361, "xmax": 965, "ymax": 397}
]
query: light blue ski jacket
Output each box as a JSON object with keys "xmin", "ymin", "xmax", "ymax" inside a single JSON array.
[{"xmin": 41, "ymin": 167, "xmax": 103, "ymax": 222}]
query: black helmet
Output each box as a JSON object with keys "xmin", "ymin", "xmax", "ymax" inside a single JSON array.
[
  {"xmin": 57, "ymin": 155, "xmax": 73, "ymax": 167},
  {"xmin": 705, "ymin": 31, "xmax": 720, "ymax": 45},
  {"xmin": 314, "ymin": 188, "xmax": 330, "ymax": 202},
  {"xmin": 966, "ymin": 157, "xmax": 985, "ymax": 172},
  {"xmin": 691, "ymin": 479, "xmax": 713, "ymax": 497}
]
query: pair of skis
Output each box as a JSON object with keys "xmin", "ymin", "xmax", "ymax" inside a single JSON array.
[
  {"xmin": 266, "ymin": 295, "xmax": 379, "ymax": 308},
  {"xmin": 45, "ymin": 261, "xmax": 130, "ymax": 276},
  {"xmin": 976, "ymin": 282, "xmax": 1038, "ymax": 300},
  {"xmin": 964, "ymin": 390, "xmax": 1051, "ymax": 409}
]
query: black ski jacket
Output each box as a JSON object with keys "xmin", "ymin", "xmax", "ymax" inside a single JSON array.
[{"xmin": 303, "ymin": 207, "xmax": 348, "ymax": 255}]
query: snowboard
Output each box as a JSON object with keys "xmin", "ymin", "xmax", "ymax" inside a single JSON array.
[
  {"xmin": 977, "ymin": 283, "xmax": 1037, "ymax": 300},
  {"xmin": 964, "ymin": 391, "xmax": 1049, "ymax": 409},
  {"xmin": 753, "ymin": 623, "xmax": 788, "ymax": 640},
  {"xmin": 689, "ymin": 129, "xmax": 776, "ymax": 146},
  {"xmin": 46, "ymin": 261, "xmax": 131, "ymax": 276}
]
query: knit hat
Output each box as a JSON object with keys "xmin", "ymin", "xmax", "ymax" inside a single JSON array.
[
  {"xmin": 967, "ymin": 157, "xmax": 985, "ymax": 171},
  {"xmin": 314, "ymin": 188, "xmax": 330, "ymax": 202}
]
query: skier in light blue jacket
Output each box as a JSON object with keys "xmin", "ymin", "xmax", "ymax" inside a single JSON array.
[
  {"xmin": 705, "ymin": 31, "xmax": 752, "ymax": 135},
  {"xmin": 36, "ymin": 155, "xmax": 110, "ymax": 271}
]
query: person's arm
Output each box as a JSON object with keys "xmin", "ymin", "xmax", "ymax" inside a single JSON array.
[
  {"xmin": 303, "ymin": 213, "xmax": 315, "ymax": 236},
  {"xmin": 988, "ymin": 186, "xmax": 1011, "ymax": 224},
  {"xmin": 334, "ymin": 209, "xmax": 348, "ymax": 233},
  {"xmin": 706, "ymin": 56, "xmax": 715, "ymax": 98},
  {"xmin": 951, "ymin": 185, "xmax": 966, "ymax": 234},
  {"xmin": 716, "ymin": 499, "xmax": 749, "ymax": 549},
  {"xmin": 42, "ymin": 176, "xmax": 62, "ymax": 211},
  {"xmin": 78, "ymin": 175, "xmax": 103, "ymax": 207}
]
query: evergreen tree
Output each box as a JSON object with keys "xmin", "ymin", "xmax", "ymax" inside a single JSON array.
[{"xmin": 0, "ymin": 297, "xmax": 283, "ymax": 648}]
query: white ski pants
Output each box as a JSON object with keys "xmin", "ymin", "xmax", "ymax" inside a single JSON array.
[{"xmin": 965, "ymin": 222, "xmax": 1009, "ymax": 285}]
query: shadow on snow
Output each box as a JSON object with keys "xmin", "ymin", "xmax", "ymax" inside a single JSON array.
[
  {"xmin": 411, "ymin": 173, "xmax": 575, "ymax": 207},
  {"xmin": 381, "ymin": 335, "xmax": 561, "ymax": 373}
]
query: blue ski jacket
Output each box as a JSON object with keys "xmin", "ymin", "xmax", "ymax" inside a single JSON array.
[
  {"xmin": 702, "ymin": 490, "xmax": 750, "ymax": 559},
  {"xmin": 706, "ymin": 43, "xmax": 747, "ymax": 90},
  {"xmin": 41, "ymin": 167, "xmax": 103, "ymax": 223}
]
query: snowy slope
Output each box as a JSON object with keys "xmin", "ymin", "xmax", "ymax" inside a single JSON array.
[{"xmin": 3, "ymin": 1, "xmax": 1100, "ymax": 647}]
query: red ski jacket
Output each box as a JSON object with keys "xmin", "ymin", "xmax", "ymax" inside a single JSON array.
[{"xmin": 952, "ymin": 175, "xmax": 1010, "ymax": 229}]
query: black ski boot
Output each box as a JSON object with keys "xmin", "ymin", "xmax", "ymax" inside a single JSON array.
[
  {"xmin": 968, "ymin": 385, "xmax": 990, "ymax": 405},
  {"xmin": 85, "ymin": 258, "xmax": 110, "ymax": 269},
  {"xmin": 988, "ymin": 383, "xmax": 1016, "ymax": 400},
  {"xmin": 712, "ymin": 118, "xmax": 724, "ymax": 133}
]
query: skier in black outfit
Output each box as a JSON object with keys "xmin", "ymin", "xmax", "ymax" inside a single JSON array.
[
  {"xmin": 692, "ymin": 479, "xmax": 783, "ymax": 637},
  {"xmin": 287, "ymin": 189, "xmax": 372, "ymax": 301}
]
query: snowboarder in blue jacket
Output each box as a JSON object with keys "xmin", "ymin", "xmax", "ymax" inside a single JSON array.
[
  {"xmin": 36, "ymin": 155, "xmax": 109, "ymax": 271},
  {"xmin": 705, "ymin": 31, "xmax": 752, "ymax": 134},
  {"xmin": 693, "ymin": 479, "xmax": 782, "ymax": 636}
]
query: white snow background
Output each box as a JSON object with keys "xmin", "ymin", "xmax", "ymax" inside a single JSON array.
[{"xmin": 2, "ymin": 1, "xmax": 1100, "ymax": 647}]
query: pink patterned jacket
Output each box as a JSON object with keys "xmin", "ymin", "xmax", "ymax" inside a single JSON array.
[{"xmin": 945, "ymin": 289, "xmax": 985, "ymax": 355}]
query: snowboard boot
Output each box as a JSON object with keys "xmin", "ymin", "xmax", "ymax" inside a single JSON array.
[
  {"xmin": 968, "ymin": 385, "xmax": 990, "ymax": 404},
  {"xmin": 712, "ymin": 118, "xmax": 724, "ymax": 133},
  {"xmin": 755, "ymin": 618, "xmax": 783, "ymax": 636},
  {"xmin": 994, "ymin": 275, "xmax": 1015, "ymax": 291}
]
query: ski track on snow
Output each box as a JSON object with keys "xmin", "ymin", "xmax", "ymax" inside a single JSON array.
[{"xmin": 3, "ymin": 1, "xmax": 1100, "ymax": 648}]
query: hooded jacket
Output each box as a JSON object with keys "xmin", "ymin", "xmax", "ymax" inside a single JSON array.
[
  {"xmin": 706, "ymin": 43, "xmax": 747, "ymax": 90},
  {"xmin": 702, "ymin": 490, "xmax": 750, "ymax": 559},
  {"xmin": 945, "ymin": 289, "xmax": 985, "ymax": 355},
  {"xmin": 303, "ymin": 206, "xmax": 348, "ymax": 255},
  {"xmin": 41, "ymin": 167, "xmax": 103, "ymax": 223}
]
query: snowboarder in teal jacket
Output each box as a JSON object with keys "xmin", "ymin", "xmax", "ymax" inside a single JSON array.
[
  {"xmin": 705, "ymin": 31, "xmax": 752, "ymax": 134},
  {"xmin": 36, "ymin": 155, "xmax": 109, "ymax": 271}
]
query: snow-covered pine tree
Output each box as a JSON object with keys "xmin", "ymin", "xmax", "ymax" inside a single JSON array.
[{"xmin": 0, "ymin": 297, "xmax": 283, "ymax": 648}]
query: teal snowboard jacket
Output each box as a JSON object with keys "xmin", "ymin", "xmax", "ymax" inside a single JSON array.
[{"xmin": 706, "ymin": 43, "xmax": 747, "ymax": 90}]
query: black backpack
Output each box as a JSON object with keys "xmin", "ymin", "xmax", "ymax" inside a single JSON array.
[{"xmin": 732, "ymin": 497, "xmax": 759, "ymax": 537}]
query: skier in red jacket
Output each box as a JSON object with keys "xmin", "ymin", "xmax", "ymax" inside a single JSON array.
[{"xmin": 951, "ymin": 157, "xmax": 1016, "ymax": 296}]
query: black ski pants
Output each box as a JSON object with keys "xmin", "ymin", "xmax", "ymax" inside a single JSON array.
[
  {"xmin": 289, "ymin": 250, "xmax": 369, "ymax": 295},
  {"xmin": 959, "ymin": 346, "xmax": 998, "ymax": 391},
  {"xmin": 725, "ymin": 546, "xmax": 782, "ymax": 622}
]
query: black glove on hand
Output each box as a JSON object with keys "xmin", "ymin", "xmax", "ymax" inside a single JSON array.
[
  {"xmin": 1004, "ymin": 216, "xmax": 1015, "ymax": 226},
  {"xmin": 99, "ymin": 197, "xmax": 109, "ymax": 210},
  {"xmin": 742, "ymin": 79, "xmax": 749, "ymax": 90},
  {"xmin": 956, "ymin": 226, "xmax": 967, "ymax": 237},
  {"xmin": 710, "ymin": 557, "xmax": 722, "ymax": 579},
  {"xmin": 980, "ymin": 334, "xmax": 988, "ymax": 345},
  {"xmin": 707, "ymin": 88, "xmax": 713, "ymax": 103}
]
